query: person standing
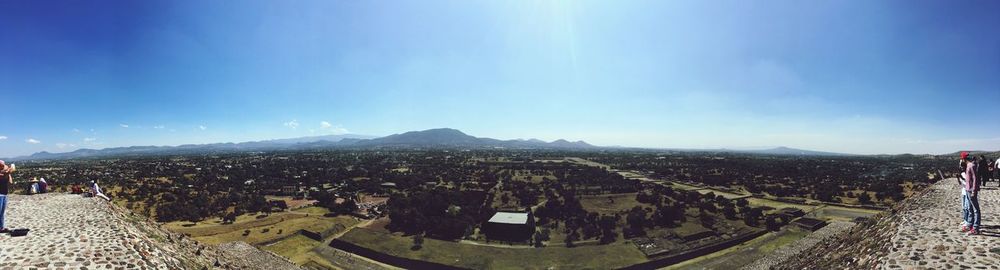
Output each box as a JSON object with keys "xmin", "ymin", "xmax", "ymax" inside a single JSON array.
[
  {"xmin": 0, "ymin": 160, "xmax": 14, "ymax": 233},
  {"xmin": 959, "ymin": 152, "xmax": 972, "ymax": 232},
  {"xmin": 978, "ymin": 155, "xmax": 992, "ymax": 188},
  {"xmin": 966, "ymin": 155, "xmax": 981, "ymax": 235}
]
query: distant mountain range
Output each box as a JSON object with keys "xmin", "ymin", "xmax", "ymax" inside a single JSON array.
[
  {"xmin": 10, "ymin": 128, "xmax": 857, "ymax": 160},
  {"xmin": 735, "ymin": 146, "xmax": 852, "ymax": 156},
  {"xmin": 10, "ymin": 128, "xmax": 595, "ymax": 160}
]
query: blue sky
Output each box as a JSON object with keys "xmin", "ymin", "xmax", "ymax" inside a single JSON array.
[{"xmin": 1, "ymin": 0, "xmax": 998, "ymax": 156}]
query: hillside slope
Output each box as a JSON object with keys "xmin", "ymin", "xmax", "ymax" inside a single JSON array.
[
  {"xmin": 775, "ymin": 179, "xmax": 1000, "ymax": 269},
  {"xmin": 0, "ymin": 193, "xmax": 301, "ymax": 269}
]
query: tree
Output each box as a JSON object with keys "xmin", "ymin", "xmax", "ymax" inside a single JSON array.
[
  {"xmin": 722, "ymin": 204, "xmax": 737, "ymax": 220},
  {"xmin": 412, "ymin": 234, "xmax": 424, "ymax": 250},
  {"xmin": 743, "ymin": 207, "xmax": 761, "ymax": 227},
  {"xmin": 598, "ymin": 215, "xmax": 617, "ymax": 244},
  {"xmin": 858, "ymin": 192, "xmax": 872, "ymax": 205},
  {"xmin": 222, "ymin": 212, "xmax": 237, "ymax": 224},
  {"xmin": 699, "ymin": 210, "xmax": 715, "ymax": 229},
  {"xmin": 533, "ymin": 232, "xmax": 544, "ymax": 247},
  {"xmin": 765, "ymin": 215, "xmax": 780, "ymax": 231},
  {"xmin": 735, "ymin": 198, "xmax": 749, "ymax": 208},
  {"xmin": 564, "ymin": 230, "xmax": 578, "ymax": 247},
  {"xmin": 626, "ymin": 206, "xmax": 647, "ymax": 236}
]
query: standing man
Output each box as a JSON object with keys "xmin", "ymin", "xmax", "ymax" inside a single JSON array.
[
  {"xmin": 979, "ymin": 155, "xmax": 992, "ymax": 188},
  {"xmin": 966, "ymin": 156, "xmax": 981, "ymax": 235},
  {"xmin": 0, "ymin": 160, "xmax": 14, "ymax": 233}
]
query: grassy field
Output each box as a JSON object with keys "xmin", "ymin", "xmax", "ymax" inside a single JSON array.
[
  {"xmin": 339, "ymin": 228, "xmax": 647, "ymax": 270},
  {"xmin": 745, "ymin": 198, "xmax": 817, "ymax": 214},
  {"xmin": 194, "ymin": 215, "xmax": 358, "ymax": 245},
  {"xmin": 511, "ymin": 169, "xmax": 556, "ymax": 183},
  {"xmin": 164, "ymin": 206, "xmax": 359, "ymax": 246},
  {"xmin": 165, "ymin": 212, "xmax": 308, "ymax": 237},
  {"xmin": 756, "ymin": 229, "xmax": 809, "ymax": 254},
  {"xmin": 671, "ymin": 221, "xmax": 713, "ymax": 238},
  {"xmin": 695, "ymin": 189, "xmax": 750, "ymax": 200},
  {"xmin": 811, "ymin": 205, "xmax": 880, "ymax": 221},
  {"xmin": 579, "ymin": 193, "xmax": 646, "ymax": 215},
  {"xmin": 662, "ymin": 228, "xmax": 808, "ymax": 270},
  {"xmin": 262, "ymin": 234, "xmax": 323, "ymax": 263}
]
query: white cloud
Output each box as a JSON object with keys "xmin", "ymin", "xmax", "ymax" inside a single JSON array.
[
  {"xmin": 83, "ymin": 137, "xmax": 97, "ymax": 142},
  {"xmin": 153, "ymin": 125, "xmax": 165, "ymax": 129},
  {"xmin": 26, "ymin": 138, "xmax": 40, "ymax": 144},
  {"xmin": 332, "ymin": 127, "xmax": 349, "ymax": 135},
  {"xmin": 120, "ymin": 124, "xmax": 129, "ymax": 128},
  {"xmin": 72, "ymin": 128, "xmax": 80, "ymax": 133},
  {"xmin": 284, "ymin": 120, "xmax": 300, "ymax": 129},
  {"xmin": 0, "ymin": 136, "xmax": 6, "ymax": 140},
  {"xmin": 319, "ymin": 121, "xmax": 349, "ymax": 135},
  {"xmin": 56, "ymin": 143, "xmax": 76, "ymax": 149},
  {"xmin": 199, "ymin": 125, "xmax": 207, "ymax": 131}
]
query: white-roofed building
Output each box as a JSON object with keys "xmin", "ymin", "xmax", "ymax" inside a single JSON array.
[
  {"xmin": 488, "ymin": 212, "xmax": 529, "ymax": 224},
  {"xmin": 484, "ymin": 211, "xmax": 534, "ymax": 242}
]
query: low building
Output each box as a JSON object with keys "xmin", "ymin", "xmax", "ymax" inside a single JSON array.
[
  {"xmin": 483, "ymin": 211, "xmax": 535, "ymax": 242},
  {"xmin": 280, "ymin": 185, "xmax": 299, "ymax": 196},
  {"xmin": 792, "ymin": 217, "xmax": 828, "ymax": 231},
  {"xmin": 777, "ymin": 207, "xmax": 805, "ymax": 220}
]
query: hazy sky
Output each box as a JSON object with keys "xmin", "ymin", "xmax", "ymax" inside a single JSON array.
[{"xmin": 1, "ymin": 0, "xmax": 998, "ymax": 157}]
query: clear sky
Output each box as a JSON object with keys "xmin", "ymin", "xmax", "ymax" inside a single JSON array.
[{"xmin": 1, "ymin": 0, "xmax": 998, "ymax": 157}]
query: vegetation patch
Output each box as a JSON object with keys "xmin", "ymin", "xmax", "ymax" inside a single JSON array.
[{"xmin": 340, "ymin": 228, "xmax": 646, "ymax": 269}]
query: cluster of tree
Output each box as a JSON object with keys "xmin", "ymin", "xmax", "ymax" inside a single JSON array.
[
  {"xmin": 589, "ymin": 152, "xmax": 951, "ymax": 206},
  {"xmin": 628, "ymin": 185, "xmax": 765, "ymax": 237},
  {"xmin": 312, "ymin": 191, "xmax": 359, "ymax": 216},
  {"xmin": 154, "ymin": 189, "xmax": 269, "ymax": 223},
  {"xmin": 533, "ymin": 188, "xmax": 618, "ymax": 246},
  {"xmin": 386, "ymin": 188, "xmax": 486, "ymax": 240}
]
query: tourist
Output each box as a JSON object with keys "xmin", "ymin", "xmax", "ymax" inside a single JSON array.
[
  {"xmin": 0, "ymin": 160, "xmax": 14, "ymax": 233},
  {"xmin": 90, "ymin": 179, "xmax": 111, "ymax": 201},
  {"xmin": 38, "ymin": 177, "xmax": 47, "ymax": 194},
  {"xmin": 959, "ymin": 152, "xmax": 972, "ymax": 232},
  {"xmin": 965, "ymin": 155, "xmax": 981, "ymax": 235},
  {"xmin": 978, "ymin": 155, "xmax": 992, "ymax": 188},
  {"xmin": 29, "ymin": 177, "xmax": 38, "ymax": 194}
]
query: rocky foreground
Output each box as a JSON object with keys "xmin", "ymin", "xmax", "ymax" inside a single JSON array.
[
  {"xmin": 0, "ymin": 193, "xmax": 301, "ymax": 270},
  {"xmin": 778, "ymin": 179, "xmax": 1000, "ymax": 269}
]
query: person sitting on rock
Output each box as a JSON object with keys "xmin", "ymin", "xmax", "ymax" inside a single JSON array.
[
  {"xmin": 0, "ymin": 160, "xmax": 15, "ymax": 233},
  {"xmin": 38, "ymin": 177, "xmax": 47, "ymax": 194},
  {"xmin": 90, "ymin": 179, "xmax": 111, "ymax": 201},
  {"xmin": 28, "ymin": 177, "xmax": 39, "ymax": 194}
]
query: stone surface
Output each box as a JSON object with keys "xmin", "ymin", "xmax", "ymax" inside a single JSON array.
[
  {"xmin": 879, "ymin": 180, "xmax": 1000, "ymax": 269},
  {"xmin": 776, "ymin": 179, "xmax": 1000, "ymax": 269},
  {"xmin": 742, "ymin": 221, "xmax": 856, "ymax": 270},
  {"xmin": 0, "ymin": 193, "xmax": 300, "ymax": 270}
]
